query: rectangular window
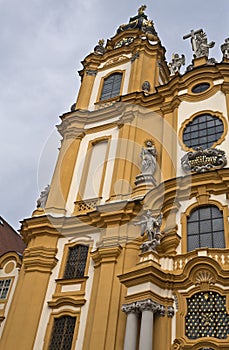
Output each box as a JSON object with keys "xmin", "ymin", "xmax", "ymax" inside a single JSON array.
[
  {"xmin": 83, "ymin": 139, "xmax": 108, "ymax": 200},
  {"xmin": 48, "ymin": 315, "xmax": 76, "ymax": 350},
  {"xmin": 0, "ymin": 279, "xmax": 11, "ymax": 300},
  {"xmin": 64, "ymin": 245, "xmax": 89, "ymax": 279}
]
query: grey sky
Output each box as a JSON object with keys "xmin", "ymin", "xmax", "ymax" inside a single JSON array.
[{"xmin": 0, "ymin": 0, "xmax": 228, "ymax": 229}]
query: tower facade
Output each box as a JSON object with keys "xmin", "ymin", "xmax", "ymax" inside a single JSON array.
[{"xmin": 1, "ymin": 7, "xmax": 229, "ymax": 350}]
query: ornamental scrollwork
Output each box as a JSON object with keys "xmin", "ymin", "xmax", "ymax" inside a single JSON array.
[
  {"xmin": 114, "ymin": 37, "xmax": 135, "ymax": 49},
  {"xmin": 181, "ymin": 147, "xmax": 227, "ymax": 173}
]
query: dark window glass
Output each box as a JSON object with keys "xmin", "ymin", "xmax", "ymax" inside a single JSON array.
[
  {"xmin": 183, "ymin": 114, "xmax": 224, "ymax": 149},
  {"xmin": 64, "ymin": 245, "xmax": 89, "ymax": 279},
  {"xmin": 0, "ymin": 279, "xmax": 11, "ymax": 299},
  {"xmin": 187, "ymin": 205, "xmax": 225, "ymax": 251},
  {"xmin": 191, "ymin": 82, "xmax": 210, "ymax": 93},
  {"xmin": 49, "ymin": 316, "xmax": 76, "ymax": 350},
  {"xmin": 186, "ymin": 292, "xmax": 229, "ymax": 340},
  {"xmin": 100, "ymin": 73, "xmax": 122, "ymax": 101}
]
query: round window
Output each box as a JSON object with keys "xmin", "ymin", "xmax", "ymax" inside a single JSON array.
[
  {"xmin": 183, "ymin": 114, "xmax": 224, "ymax": 149},
  {"xmin": 191, "ymin": 82, "xmax": 210, "ymax": 93}
]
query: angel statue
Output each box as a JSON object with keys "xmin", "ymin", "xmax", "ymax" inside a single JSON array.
[
  {"xmin": 135, "ymin": 210, "xmax": 162, "ymax": 243},
  {"xmin": 168, "ymin": 53, "xmax": 185, "ymax": 75}
]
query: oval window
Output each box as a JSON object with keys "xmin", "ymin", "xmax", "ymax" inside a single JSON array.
[{"xmin": 191, "ymin": 82, "xmax": 210, "ymax": 93}]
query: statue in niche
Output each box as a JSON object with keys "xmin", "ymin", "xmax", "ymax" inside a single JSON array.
[
  {"xmin": 183, "ymin": 29, "xmax": 215, "ymax": 59},
  {"xmin": 140, "ymin": 140, "xmax": 157, "ymax": 175},
  {"xmin": 221, "ymin": 38, "xmax": 229, "ymax": 59},
  {"xmin": 168, "ymin": 53, "xmax": 185, "ymax": 75},
  {"xmin": 37, "ymin": 184, "xmax": 50, "ymax": 209},
  {"xmin": 135, "ymin": 210, "xmax": 163, "ymax": 251},
  {"xmin": 142, "ymin": 80, "xmax": 151, "ymax": 93}
]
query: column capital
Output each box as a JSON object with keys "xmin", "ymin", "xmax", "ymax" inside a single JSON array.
[
  {"xmin": 167, "ymin": 305, "xmax": 175, "ymax": 317},
  {"xmin": 136, "ymin": 299, "xmax": 160, "ymax": 313},
  {"xmin": 122, "ymin": 302, "xmax": 138, "ymax": 314}
]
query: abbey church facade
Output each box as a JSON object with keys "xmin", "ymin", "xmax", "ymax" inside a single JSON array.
[{"xmin": 1, "ymin": 6, "xmax": 229, "ymax": 350}]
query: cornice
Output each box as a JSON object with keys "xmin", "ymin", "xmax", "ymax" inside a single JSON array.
[
  {"xmin": 119, "ymin": 251, "xmax": 229, "ymax": 293},
  {"xmin": 156, "ymin": 63, "xmax": 225, "ymax": 104},
  {"xmin": 48, "ymin": 296, "xmax": 86, "ymax": 308},
  {"xmin": 23, "ymin": 246, "xmax": 58, "ymax": 272},
  {"xmin": 124, "ymin": 291, "xmax": 174, "ymax": 308},
  {"xmin": 59, "ymin": 103, "xmax": 130, "ymax": 135},
  {"xmin": 80, "ymin": 30, "xmax": 166, "ymax": 73},
  {"xmin": 144, "ymin": 168, "xmax": 229, "ymax": 215},
  {"xmin": 20, "ymin": 215, "xmax": 64, "ymax": 244}
]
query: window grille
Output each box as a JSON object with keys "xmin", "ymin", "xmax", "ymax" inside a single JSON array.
[
  {"xmin": 48, "ymin": 315, "xmax": 76, "ymax": 350},
  {"xmin": 183, "ymin": 114, "xmax": 224, "ymax": 149},
  {"xmin": 0, "ymin": 279, "xmax": 11, "ymax": 299},
  {"xmin": 187, "ymin": 205, "xmax": 225, "ymax": 251},
  {"xmin": 186, "ymin": 291, "xmax": 229, "ymax": 339},
  {"xmin": 63, "ymin": 245, "xmax": 89, "ymax": 279},
  {"xmin": 100, "ymin": 73, "xmax": 122, "ymax": 101}
]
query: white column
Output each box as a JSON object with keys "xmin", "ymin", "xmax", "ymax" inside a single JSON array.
[
  {"xmin": 137, "ymin": 299, "xmax": 160, "ymax": 350},
  {"xmin": 122, "ymin": 303, "xmax": 138, "ymax": 350}
]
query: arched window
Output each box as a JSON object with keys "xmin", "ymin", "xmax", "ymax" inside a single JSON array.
[
  {"xmin": 100, "ymin": 73, "xmax": 122, "ymax": 101},
  {"xmin": 187, "ymin": 205, "xmax": 225, "ymax": 251}
]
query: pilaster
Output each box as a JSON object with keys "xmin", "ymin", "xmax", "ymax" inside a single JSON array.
[
  {"xmin": 45, "ymin": 117, "xmax": 85, "ymax": 214},
  {"xmin": 83, "ymin": 245, "xmax": 122, "ymax": 350},
  {"xmin": 0, "ymin": 216, "xmax": 61, "ymax": 350},
  {"xmin": 160, "ymin": 100, "xmax": 180, "ymax": 181},
  {"xmin": 76, "ymin": 66, "xmax": 98, "ymax": 110}
]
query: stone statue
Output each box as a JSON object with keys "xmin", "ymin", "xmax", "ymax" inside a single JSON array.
[
  {"xmin": 135, "ymin": 210, "xmax": 163, "ymax": 251},
  {"xmin": 117, "ymin": 5, "xmax": 157, "ymax": 37},
  {"xmin": 140, "ymin": 140, "xmax": 157, "ymax": 175},
  {"xmin": 142, "ymin": 80, "xmax": 151, "ymax": 93},
  {"xmin": 221, "ymin": 38, "xmax": 229, "ymax": 59},
  {"xmin": 36, "ymin": 184, "xmax": 50, "ymax": 209},
  {"xmin": 183, "ymin": 29, "xmax": 215, "ymax": 59},
  {"xmin": 94, "ymin": 39, "xmax": 105, "ymax": 55},
  {"xmin": 168, "ymin": 53, "xmax": 185, "ymax": 75},
  {"xmin": 138, "ymin": 5, "xmax": 147, "ymax": 15}
]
